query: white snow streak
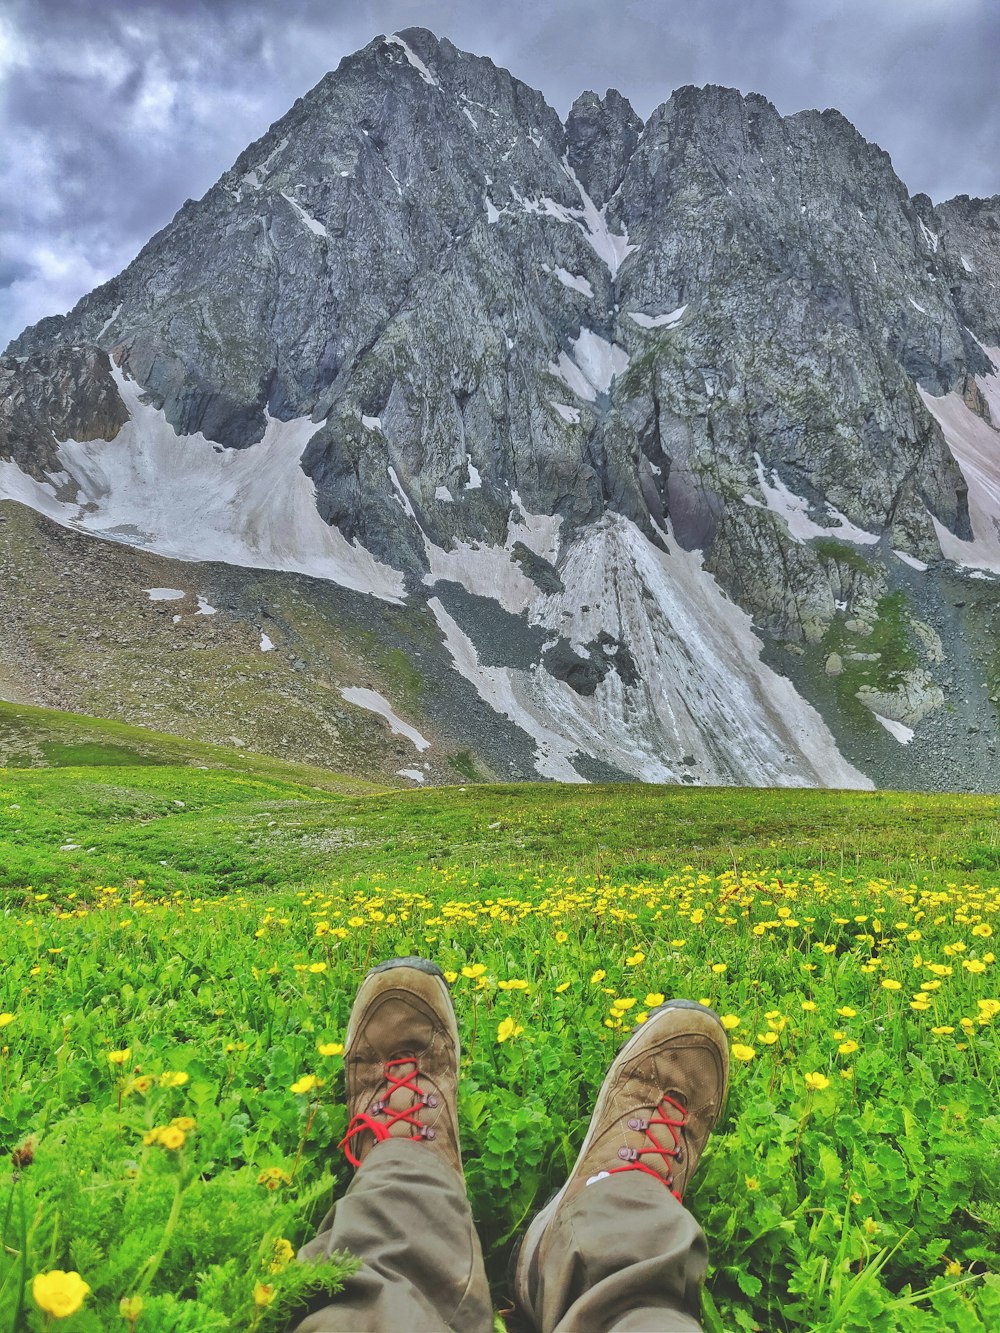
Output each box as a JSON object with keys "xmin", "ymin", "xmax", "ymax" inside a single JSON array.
[
  {"xmin": 386, "ymin": 33, "xmax": 440, "ymax": 87},
  {"xmin": 464, "ymin": 454, "xmax": 482, "ymax": 490},
  {"xmin": 280, "ymin": 193, "xmax": 329, "ymax": 240},
  {"xmin": 874, "ymin": 713, "xmax": 915, "ymax": 744},
  {"xmin": 96, "ymin": 304, "xmax": 123, "ymax": 341},
  {"xmin": 920, "ymin": 362, "xmax": 1000, "ymax": 574},
  {"xmin": 428, "ymin": 598, "xmax": 583, "ymax": 781},
  {"xmin": 552, "ymin": 267, "xmax": 594, "ymax": 297},
  {"xmin": 753, "ymin": 454, "xmax": 880, "ymax": 545},
  {"xmin": 909, "ymin": 297, "xmax": 928, "ymax": 315},
  {"xmin": 340, "ymin": 686, "xmax": 430, "ymax": 751},
  {"xmin": 428, "ymin": 515, "xmax": 871, "ymax": 788},
  {"xmin": 628, "ymin": 306, "xmax": 687, "ymax": 330},
  {"xmin": 550, "ymin": 401, "xmax": 581, "ymax": 424},
  {"xmin": 387, "ymin": 465, "xmax": 417, "ymax": 518},
  {"xmin": 0, "ymin": 365, "xmax": 406, "ymax": 603},
  {"xmin": 549, "ymin": 330, "xmax": 629, "ymax": 401},
  {"xmin": 397, "ymin": 768, "xmax": 425, "ymax": 782},
  {"xmin": 893, "ymin": 550, "xmax": 928, "ymax": 571}
]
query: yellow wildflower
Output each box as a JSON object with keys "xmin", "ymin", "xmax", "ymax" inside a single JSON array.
[
  {"xmin": 497, "ymin": 1017, "xmax": 524, "ymax": 1043},
  {"xmin": 159, "ymin": 1071, "xmax": 189, "ymax": 1088},
  {"xmin": 290, "ymin": 1074, "xmax": 321, "ymax": 1095},
  {"xmin": 32, "ymin": 1270, "xmax": 90, "ymax": 1319},
  {"xmin": 318, "ymin": 1042, "xmax": 344, "ymax": 1057},
  {"xmin": 644, "ymin": 993, "xmax": 665, "ymax": 1007},
  {"xmin": 731, "ymin": 1044, "xmax": 755, "ymax": 1061},
  {"xmin": 880, "ymin": 979, "xmax": 902, "ymax": 991},
  {"xmin": 107, "ymin": 1048, "xmax": 132, "ymax": 1066},
  {"xmin": 254, "ymin": 1282, "xmax": 276, "ymax": 1308},
  {"xmin": 462, "ymin": 964, "xmax": 487, "ymax": 979},
  {"xmin": 804, "ymin": 1072, "xmax": 830, "ymax": 1092}
]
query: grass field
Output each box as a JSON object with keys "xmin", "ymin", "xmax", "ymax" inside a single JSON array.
[{"xmin": 0, "ymin": 703, "xmax": 998, "ymax": 1329}]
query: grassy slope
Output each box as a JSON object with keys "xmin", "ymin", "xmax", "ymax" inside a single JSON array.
[
  {"xmin": 2, "ymin": 701, "xmax": 999, "ymax": 898},
  {"xmin": 1, "ymin": 704, "xmax": 999, "ymax": 1329}
]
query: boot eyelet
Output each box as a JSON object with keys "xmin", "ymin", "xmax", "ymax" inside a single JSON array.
[
  {"xmin": 617, "ymin": 1146, "xmax": 638, "ymax": 1161},
  {"xmin": 425, "ymin": 1094, "xmax": 438, "ymax": 1108},
  {"xmin": 627, "ymin": 1117, "xmax": 648, "ymax": 1131},
  {"xmin": 421, "ymin": 1125, "xmax": 437, "ymax": 1140}
]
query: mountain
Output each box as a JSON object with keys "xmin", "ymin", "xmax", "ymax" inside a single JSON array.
[{"xmin": 2, "ymin": 27, "xmax": 999, "ymax": 789}]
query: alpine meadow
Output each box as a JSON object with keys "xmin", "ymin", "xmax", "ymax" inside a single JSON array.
[{"xmin": 1, "ymin": 13, "xmax": 1000, "ymax": 1333}]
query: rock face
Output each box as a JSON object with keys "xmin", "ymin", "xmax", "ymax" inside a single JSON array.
[{"xmin": 2, "ymin": 27, "xmax": 1000, "ymax": 789}]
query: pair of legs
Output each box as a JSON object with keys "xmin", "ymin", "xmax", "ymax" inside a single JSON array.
[{"xmin": 292, "ymin": 958, "xmax": 729, "ymax": 1332}]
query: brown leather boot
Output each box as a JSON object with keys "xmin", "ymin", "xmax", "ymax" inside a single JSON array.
[
  {"xmin": 338, "ymin": 957, "xmax": 464, "ymax": 1177},
  {"xmin": 512, "ymin": 998, "xmax": 729, "ymax": 1320}
]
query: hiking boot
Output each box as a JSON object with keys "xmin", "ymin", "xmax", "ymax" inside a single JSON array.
[
  {"xmin": 512, "ymin": 999, "xmax": 729, "ymax": 1319},
  {"xmin": 338, "ymin": 956, "xmax": 463, "ymax": 1177}
]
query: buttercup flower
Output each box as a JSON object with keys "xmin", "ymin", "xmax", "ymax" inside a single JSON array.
[
  {"xmin": 32, "ymin": 1270, "xmax": 90, "ymax": 1319},
  {"xmin": 290, "ymin": 1074, "xmax": 321, "ymax": 1095},
  {"xmin": 804, "ymin": 1072, "xmax": 830, "ymax": 1091}
]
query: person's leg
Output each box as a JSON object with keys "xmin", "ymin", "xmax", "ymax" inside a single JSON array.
[
  {"xmin": 512, "ymin": 999, "xmax": 729, "ymax": 1332},
  {"xmin": 291, "ymin": 958, "xmax": 493, "ymax": 1333}
]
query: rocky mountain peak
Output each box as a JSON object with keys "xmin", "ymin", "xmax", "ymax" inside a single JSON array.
[
  {"xmin": 1, "ymin": 30, "xmax": 999, "ymax": 792},
  {"xmin": 565, "ymin": 87, "xmax": 642, "ymax": 204}
]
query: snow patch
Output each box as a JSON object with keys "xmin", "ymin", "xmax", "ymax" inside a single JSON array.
[
  {"xmin": 909, "ymin": 297, "xmax": 927, "ymax": 315},
  {"xmin": 434, "ymin": 485, "xmax": 454, "ymax": 503},
  {"xmin": 260, "ymin": 632, "xmax": 274, "ymax": 652},
  {"xmin": 893, "ymin": 549, "xmax": 928, "ymax": 572},
  {"xmin": 428, "ymin": 515, "xmax": 871, "ymax": 788},
  {"xmin": 874, "ymin": 713, "xmax": 915, "ymax": 744},
  {"xmin": 397, "ymin": 768, "xmax": 425, "ymax": 783},
  {"xmin": 387, "ymin": 465, "xmax": 417, "ymax": 519},
  {"xmin": 462, "ymin": 107, "xmax": 478, "ymax": 130},
  {"xmin": 386, "ymin": 33, "xmax": 440, "ymax": 87},
  {"xmin": 361, "ymin": 415, "xmax": 382, "ymax": 432},
  {"xmin": 551, "ymin": 401, "xmax": 581, "ymax": 424},
  {"xmin": 96, "ymin": 304, "xmax": 123, "ymax": 341},
  {"xmin": 628, "ymin": 306, "xmax": 687, "ymax": 330},
  {"xmin": 918, "ymin": 217, "xmax": 939, "ymax": 253},
  {"xmin": 280, "ymin": 193, "xmax": 329, "ymax": 240},
  {"xmin": 549, "ymin": 329, "xmax": 629, "ymax": 401},
  {"xmin": 146, "ymin": 587, "xmax": 184, "ymax": 601},
  {"xmin": 961, "ymin": 254, "xmax": 974, "ymax": 273},
  {"xmin": 464, "ymin": 454, "xmax": 482, "ymax": 490},
  {"xmin": 0, "ymin": 364, "xmax": 406, "ymax": 603},
  {"xmin": 920, "ymin": 369, "xmax": 1000, "ymax": 574},
  {"xmin": 552, "ymin": 267, "xmax": 594, "ymax": 297},
  {"xmin": 753, "ymin": 454, "xmax": 880, "ymax": 545},
  {"xmin": 428, "ymin": 598, "xmax": 583, "ymax": 781},
  {"xmin": 340, "ymin": 686, "xmax": 430, "ymax": 751},
  {"xmin": 196, "ymin": 595, "xmax": 217, "ymax": 615}
]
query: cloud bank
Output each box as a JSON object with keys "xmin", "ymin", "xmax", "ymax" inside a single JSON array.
[{"xmin": 2, "ymin": 0, "xmax": 997, "ymax": 347}]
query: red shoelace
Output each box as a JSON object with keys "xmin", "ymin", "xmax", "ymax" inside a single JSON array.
[
  {"xmin": 339, "ymin": 1057, "xmax": 438, "ymax": 1167},
  {"xmin": 606, "ymin": 1092, "xmax": 687, "ymax": 1201}
]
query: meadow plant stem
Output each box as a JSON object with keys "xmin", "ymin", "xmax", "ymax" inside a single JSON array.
[
  {"xmin": 136, "ymin": 1175, "xmax": 185, "ymax": 1296},
  {"xmin": 290, "ymin": 1100, "xmax": 318, "ymax": 1184}
]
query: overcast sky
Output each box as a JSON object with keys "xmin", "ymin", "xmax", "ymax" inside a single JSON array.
[{"xmin": 1, "ymin": 0, "xmax": 997, "ymax": 348}]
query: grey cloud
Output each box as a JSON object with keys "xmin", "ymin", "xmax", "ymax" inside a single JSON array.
[{"xmin": 1, "ymin": 0, "xmax": 997, "ymax": 346}]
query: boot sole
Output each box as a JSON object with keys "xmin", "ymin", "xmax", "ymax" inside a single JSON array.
[{"xmin": 511, "ymin": 999, "xmax": 728, "ymax": 1319}]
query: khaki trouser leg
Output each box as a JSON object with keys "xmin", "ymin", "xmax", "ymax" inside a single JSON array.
[
  {"xmin": 290, "ymin": 1140, "xmax": 493, "ymax": 1333},
  {"xmin": 533, "ymin": 1174, "xmax": 707, "ymax": 1332}
]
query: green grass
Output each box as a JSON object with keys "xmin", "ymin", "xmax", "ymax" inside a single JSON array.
[{"xmin": 0, "ymin": 705, "xmax": 997, "ymax": 1330}]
